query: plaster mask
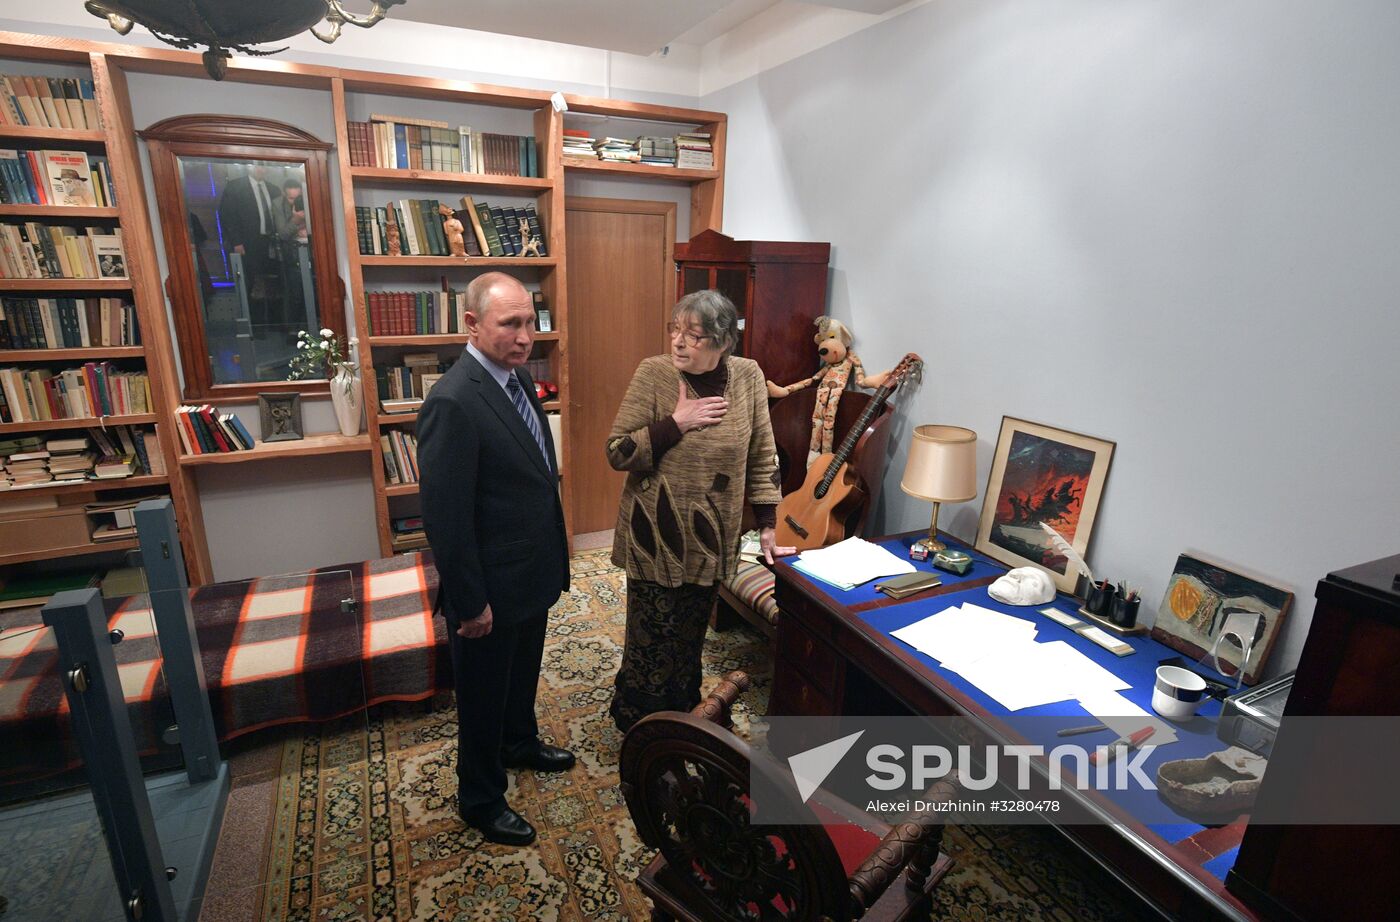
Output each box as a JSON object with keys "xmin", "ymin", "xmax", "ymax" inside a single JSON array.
[{"xmin": 988, "ymin": 567, "xmax": 1056, "ymax": 606}]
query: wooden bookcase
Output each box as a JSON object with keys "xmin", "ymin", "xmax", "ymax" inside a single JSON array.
[
  {"xmin": 0, "ymin": 42, "xmax": 198, "ymax": 580},
  {"xmin": 1, "ymin": 30, "xmax": 730, "ymax": 578}
]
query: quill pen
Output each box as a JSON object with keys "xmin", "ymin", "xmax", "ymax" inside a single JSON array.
[{"xmin": 1040, "ymin": 522, "xmax": 1094, "ymax": 586}]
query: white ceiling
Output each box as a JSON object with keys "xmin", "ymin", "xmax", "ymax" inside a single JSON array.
[{"xmin": 389, "ymin": 0, "xmax": 913, "ymax": 55}]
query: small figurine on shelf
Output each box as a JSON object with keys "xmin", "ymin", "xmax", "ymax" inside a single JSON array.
[
  {"xmin": 766, "ymin": 316, "xmax": 892, "ymax": 459},
  {"xmin": 385, "ymin": 205, "xmax": 402, "ymax": 257},
  {"xmin": 439, "ymin": 203, "xmax": 467, "ymax": 258},
  {"xmin": 517, "ymin": 217, "xmax": 544, "ymax": 257}
]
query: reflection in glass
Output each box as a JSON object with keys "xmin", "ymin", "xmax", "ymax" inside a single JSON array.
[{"xmin": 179, "ymin": 157, "xmax": 320, "ymax": 385}]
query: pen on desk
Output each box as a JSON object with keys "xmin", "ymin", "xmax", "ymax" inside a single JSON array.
[
  {"xmin": 1088, "ymin": 726, "xmax": 1155, "ymax": 765},
  {"xmin": 1057, "ymin": 723, "xmax": 1109, "ymax": 737}
]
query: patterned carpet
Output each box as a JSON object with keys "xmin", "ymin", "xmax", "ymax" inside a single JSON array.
[{"xmin": 249, "ymin": 549, "xmax": 1156, "ymax": 921}]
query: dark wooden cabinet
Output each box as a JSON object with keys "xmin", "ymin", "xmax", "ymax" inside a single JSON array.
[
  {"xmin": 674, "ymin": 230, "xmax": 830, "ymax": 387},
  {"xmin": 1227, "ymin": 553, "xmax": 1400, "ymax": 921}
]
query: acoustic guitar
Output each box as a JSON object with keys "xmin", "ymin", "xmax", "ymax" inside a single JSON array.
[{"xmin": 775, "ymin": 352, "xmax": 923, "ymax": 551}]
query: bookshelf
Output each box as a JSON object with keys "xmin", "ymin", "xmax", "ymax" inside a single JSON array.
[
  {"xmin": 0, "ymin": 40, "xmax": 203, "ymax": 589},
  {"xmin": 332, "ymin": 76, "xmax": 571, "ymax": 557},
  {"xmin": 2, "ymin": 29, "xmax": 730, "ymax": 580}
]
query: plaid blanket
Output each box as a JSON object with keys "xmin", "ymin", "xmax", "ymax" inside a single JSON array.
[{"xmin": 0, "ymin": 552, "xmax": 450, "ymax": 785}]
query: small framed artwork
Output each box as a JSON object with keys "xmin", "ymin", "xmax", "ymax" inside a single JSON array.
[
  {"xmin": 536, "ymin": 308, "xmax": 553, "ymax": 333},
  {"xmin": 975, "ymin": 417, "xmax": 1116, "ymax": 593},
  {"xmin": 1152, "ymin": 554, "xmax": 1292, "ymax": 686},
  {"xmin": 258, "ymin": 392, "xmax": 303, "ymax": 442},
  {"xmin": 420, "ymin": 373, "xmax": 443, "ymax": 397}
]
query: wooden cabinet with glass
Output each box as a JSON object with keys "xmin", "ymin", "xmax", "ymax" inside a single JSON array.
[{"xmin": 673, "ymin": 230, "xmax": 831, "ymax": 388}]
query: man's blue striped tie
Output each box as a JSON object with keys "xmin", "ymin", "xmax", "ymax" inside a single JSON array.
[{"xmin": 506, "ymin": 375, "xmax": 551, "ymax": 470}]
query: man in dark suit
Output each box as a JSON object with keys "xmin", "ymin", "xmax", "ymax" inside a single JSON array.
[
  {"xmin": 417, "ymin": 272, "xmax": 572, "ymax": 846},
  {"xmin": 217, "ymin": 165, "xmax": 279, "ymax": 326}
]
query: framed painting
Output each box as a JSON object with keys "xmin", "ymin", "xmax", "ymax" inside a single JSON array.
[
  {"xmin": 975, "ymin": 417, "xmax": 1115, "ymax": 593},
  {"xmin": 1152, "ymin": 554, "xmax": 1292, "ymax": 686}
]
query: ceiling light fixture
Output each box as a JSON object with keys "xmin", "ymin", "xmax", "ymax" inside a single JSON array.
[{"xmin": 84, "ymin": 0, "xmax": 407, "ymax": 80}]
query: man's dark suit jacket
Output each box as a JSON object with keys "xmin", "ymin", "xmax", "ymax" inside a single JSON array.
[
  {"xmin": 417, "ymin": 351, "xmax": 569, "ymax": 629},
  {"xmin": 217, "ymin": 175, "xmax": 273, "ymax": 254}
]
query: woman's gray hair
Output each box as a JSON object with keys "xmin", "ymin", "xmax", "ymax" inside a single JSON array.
[{"xmin": 673, "ymin": 289, "xmax": 740, "ymax": 355}]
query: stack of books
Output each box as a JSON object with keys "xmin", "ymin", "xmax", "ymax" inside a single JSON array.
[
  {"xmin": 173, "ymin": 405, "xmax": 256, "ymax": 456},
  {"xmin": 390, "ymin": 515, "xmax": 427, "ymax": 552},
  {"xmin": 0, "ymin": 224, "xmax": 126, "ymax": 280},
  {"xmin": 637, "ymin": 136, "xmax": 678, "ymax": 167},
  {"xmin": 44, "ymin": 435, "xmax": 94, "ymax": 482},
  {"xmin": 380, "ymin": 430, "xmax": 420, "ymax": 485},
  {"xmin": 562, "ymin": 129, "xmax": 595, "ymax": 159},
  {"xmin": 593, "ymin": 137, "xmax": 640, "ymax": 163},
  {"xmin": 0, "ymin": 74, "xmax": 101, "ymax": 130},
  {"xmin": 0, "ymin": 362, "xmax": 150, "ymax": 424},
  {"xmin": 345, "ymin": 116, "xmax": 539, "ymax": 177},
  {"xmin": 0, "ymin": 297, "xmax": 140, "ymax": 349},
  {"xmin": 676, "ymin": 132, "xmax": 715, "ymax": 169},
  {"xmin": 0, "ymin": 149, "xmax": 117, "ymax": 207},
  {"xmin": 2, "ymin": 436, "xmax": 50, "ymax": 489}
]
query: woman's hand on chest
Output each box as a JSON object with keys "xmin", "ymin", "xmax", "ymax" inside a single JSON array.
[{"xmin": 671, "ymin": 379, "xmax": 729, "ymax": 433}]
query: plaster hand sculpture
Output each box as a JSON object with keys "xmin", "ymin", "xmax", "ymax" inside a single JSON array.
[
  {"xmin": 765, "ymin": 316, "xmax": 892, "ymax": 460},
  {"xmin": 988, "ymin": 567, "xmax": 1057, "ymax": 606}
]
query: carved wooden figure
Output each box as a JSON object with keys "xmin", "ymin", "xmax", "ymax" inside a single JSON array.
[
  {"xmin": 385, "ymin": 206, "xmax": 401, "ymax": 256},
  {"xmin": 517, "ymin": 217, "xmax": 543, "ymax": 257},
  {"xmin": 439, "ymin": 203, "xmax": 467, "ymax": 258}
]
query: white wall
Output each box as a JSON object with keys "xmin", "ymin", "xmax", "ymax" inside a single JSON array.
[{"xmin": 704, "ymin": 0, "xmax": 1400, "ymax": 676}]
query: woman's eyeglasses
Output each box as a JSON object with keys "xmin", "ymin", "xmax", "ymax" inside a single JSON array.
[{"xmin": 667, "ymin": 322, "xmax": 712, "ymax": 348}]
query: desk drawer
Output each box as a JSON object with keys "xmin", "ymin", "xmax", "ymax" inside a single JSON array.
[
  {"xmin": 771, "ymin": 663, "xmax": 835, "ymax": 717},
  {"xmin": 776, "ymin": 615, "xmax": 838, "ymax": 690}
]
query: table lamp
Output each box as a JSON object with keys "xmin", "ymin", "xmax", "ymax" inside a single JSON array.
[{"xmin": 900, "ymin": 425, "xmax": 978, "ymax": 553}]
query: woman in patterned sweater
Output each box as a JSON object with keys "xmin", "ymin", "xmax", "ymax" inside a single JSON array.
[{"xmin": 605, "ymin": 289, "xmax": 793, "ymax": 730}]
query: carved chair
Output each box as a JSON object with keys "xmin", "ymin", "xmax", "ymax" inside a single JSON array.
[
  {"xmin": 620, "ymin": 671, "xmax": 955, "ymax": 922},
  {"xmin": 715, "ymin": 389, "xmax": 895, "ymax": 639}
]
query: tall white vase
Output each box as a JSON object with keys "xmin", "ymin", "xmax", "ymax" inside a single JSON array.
[{"xmin": 331, "ymin": 365, "xmax": 363, "ymax": 436}]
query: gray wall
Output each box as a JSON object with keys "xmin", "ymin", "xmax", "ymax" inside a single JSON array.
[{"xmin": 703, "ymin": 0, "xmax": 1400, "ymax": 676}]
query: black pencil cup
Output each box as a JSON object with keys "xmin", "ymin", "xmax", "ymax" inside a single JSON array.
[
  {"xmin": 1086, "ymin": 580, "xmax": 1117, "ymax": 616},
  {"xmin": 1109, "ymin": 595, "xmax": 1141, "ymax": 629}
]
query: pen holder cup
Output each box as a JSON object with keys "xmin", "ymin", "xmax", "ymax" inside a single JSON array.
[
  {"xmin": 1109, "ymin": 595, "xmax": 1141, "ymax": 629},
  {"xmin": 1152, "ymin": 666, "xmax": 1207, "ymax": 721},
  {"xmin": 1085, "ymin": 581, "xmax": 1117, "ymax": 616}
]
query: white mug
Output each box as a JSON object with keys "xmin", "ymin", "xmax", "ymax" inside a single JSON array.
[{"xmin": 1152, "ymin": 665, "xmax": 1207, "ymax": 721}]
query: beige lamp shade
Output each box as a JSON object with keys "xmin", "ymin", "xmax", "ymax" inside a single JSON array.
[{"xmin": 901, "ymin": 425, "xmax": 978, "ymax": 503}]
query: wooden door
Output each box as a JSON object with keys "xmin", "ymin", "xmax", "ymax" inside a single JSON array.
[{"xmin": 565, "ymin": 197, "xmax": 677, "ymax": 534}]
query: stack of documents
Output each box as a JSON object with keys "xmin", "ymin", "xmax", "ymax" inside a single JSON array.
[
  {"xmin": 890, "ymin": 604, "xmax": 1177, "ymax": 741},
  {"xmin": 791, "ymin": 537, "xmax": 914, "ymax": 590}
]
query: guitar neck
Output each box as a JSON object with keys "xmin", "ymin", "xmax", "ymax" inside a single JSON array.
[{"xmin": 820, "ymin": 383, "xmax": 893, "ymax": 486}]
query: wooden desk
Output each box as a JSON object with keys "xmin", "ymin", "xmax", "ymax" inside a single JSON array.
[{"xmin": 770, "ymin": 533, "xmax": 1260, "ymax": 922}]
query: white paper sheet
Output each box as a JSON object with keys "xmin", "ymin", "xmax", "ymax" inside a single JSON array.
[
  {"xmin": 1077, "ymin": 690, "xmax": 1180, "ymax": 744},
  {"xmin": 792, "ymin": 537, "xmax": 914, "ymax": 589}
]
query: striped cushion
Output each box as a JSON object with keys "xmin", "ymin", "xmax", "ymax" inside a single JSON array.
[{"xmin": 725, "ymin": 561, "xmax": 779, "ymax": 625}]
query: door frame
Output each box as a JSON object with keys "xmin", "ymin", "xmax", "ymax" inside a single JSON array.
[{"xmin": 565, "ymin": 196, "xmax": 677, "ymax": 533}]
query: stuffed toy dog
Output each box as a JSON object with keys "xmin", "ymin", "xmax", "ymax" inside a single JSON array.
[{"xmin": 766, "ymin": 316, "xmax": 890, "ymax": 458}]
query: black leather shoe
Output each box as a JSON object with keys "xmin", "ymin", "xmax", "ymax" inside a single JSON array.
[
  {"xmin": 504, "ymin": 743, "xmax": 576, "ymax": 773},
  {"xmin": 463, "ymin": 806, "xmax": 536, "ymax": 846}
]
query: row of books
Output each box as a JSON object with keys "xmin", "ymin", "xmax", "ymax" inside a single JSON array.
[
  {"xmin": 345, "ymin": 116, "xmax": 540, "ymax": 177},
  {"xmin": 0, "ymin": 427, "xmax": 159, "ymax": 490},
  {"xmin": 0, "ymin": 223, "xmax": 127, "ymax": 280},
  {"xmin": 365, "ymin": 284, "xmax": 549, "ymax": 338},
  {"xmin": 0, "ymin": 149, "xmax": 117, "ymax": 208},
  {"xmin": 0, "ymin": 362, "xmax": 151, "ymax": 424},
  {"xmin": 0, "ymin": 297, "xmax": 140, "ymax": 350},
  {"xmin": 561, "ymin": 130, "xmax": 715, "ymax": 169},
  {"xmin": 355, "ymin": 196, "xmax": 547, "ymax": 259},
  {"xmin": 172, "ymin": 405, "xmax": 256, "ymax": 456},
  {"xmin": 0, "ymin": 74, "xmax": 101, "ymax": 130},
  {"xmin": 380, "ymin": 429, "xmax": 420, "ymax": 485},
  {"xmin": 377, "ymin": 352, "xmax": 447, "ymax": 412}
]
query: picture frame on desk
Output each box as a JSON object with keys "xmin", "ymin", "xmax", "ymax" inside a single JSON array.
[
  {"xmin": 975, "ymin": 417, "xmax": 1115, "ymax": 593},
  {"xmin": 1153, "ymin": 553, "xmax": 1292, "ymax": 686}
]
